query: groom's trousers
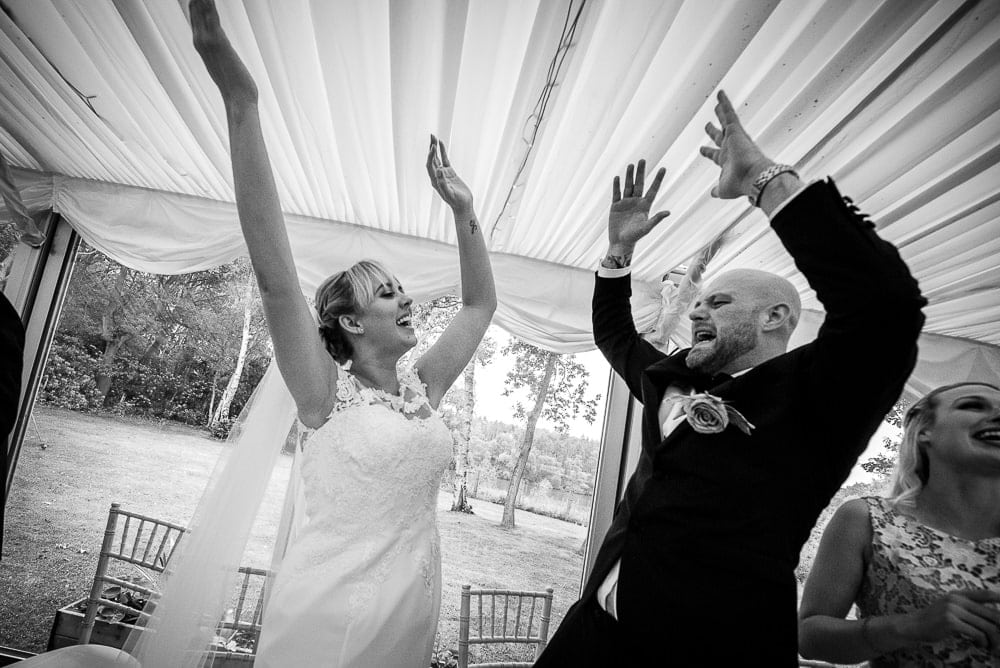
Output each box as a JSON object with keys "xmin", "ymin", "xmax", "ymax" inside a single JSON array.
[
  {"xmin": 537, "ymin": 559, "xmax": 799, "ymax": 666},
  {"xmin": 533, "ymin": 596, "xmax": 623, "ymax": 668}
]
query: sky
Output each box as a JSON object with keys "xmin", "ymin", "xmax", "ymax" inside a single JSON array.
[{"xmin": 470, "ymin": 325, "xmax": 891, "ymax": 486}]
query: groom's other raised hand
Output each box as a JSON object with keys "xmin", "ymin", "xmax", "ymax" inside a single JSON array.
[
  {"xmin": 700, "ymin": 90, "xmax": 802, "ymax": 216},
  {"xmin": 602, "ymin": 160, "xmax": 670, "ymax": 269}
]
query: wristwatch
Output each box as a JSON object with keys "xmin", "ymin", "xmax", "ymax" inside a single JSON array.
[{"xmin": 747, "ymin": 164, "xmax": 798, "ymax": 207}]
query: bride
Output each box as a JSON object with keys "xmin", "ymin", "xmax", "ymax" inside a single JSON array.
[{"xmin": 177, "ymin": 2, "xmax": 496, "ymax": 666}]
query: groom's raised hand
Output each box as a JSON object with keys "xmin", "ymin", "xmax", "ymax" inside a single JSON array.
[
  {"xmin": 699, "ymin": 90, "xmax": 772, "ymax": 200},
  {"xmin": 605, "ymin": 160, "xmax": 670, "ymax": 266}
]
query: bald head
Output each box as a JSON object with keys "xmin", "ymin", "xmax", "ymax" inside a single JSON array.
[
  {"xmin": 686, "ymin": 269, "xmax": 802, "ymax": 374},
  {"xmin": 707, "ymin": 269, "xmax": 801, "ymax": 332}
]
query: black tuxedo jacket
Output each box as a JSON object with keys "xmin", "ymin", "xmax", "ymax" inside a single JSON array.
[{"xmin": 585, "ymin": 180, "xmax": 925, "ymax": 663}]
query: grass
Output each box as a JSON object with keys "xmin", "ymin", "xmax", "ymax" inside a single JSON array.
[
  {"xmin": 435, "ymin": 492, "xmax": 585, "ymax": 663},
  {"xmin": 1, "ymin": 407, "xmax": 585, "ymax": 663},
  {"xmin": 469, "ymin": 484, "xmax": 590, "ymax": 526}
]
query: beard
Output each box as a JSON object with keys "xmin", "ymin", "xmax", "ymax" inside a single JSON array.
[{"xmin": 686, "ymin": 320, "xmax": 758, "ymax": 374}]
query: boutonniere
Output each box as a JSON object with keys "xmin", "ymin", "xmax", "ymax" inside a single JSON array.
[{"xmin": 675, "ymin": 391, "xmax": 755, "ymax": 436}]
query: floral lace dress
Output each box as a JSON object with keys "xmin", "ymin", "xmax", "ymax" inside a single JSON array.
[
  {"xmin": 857, "ymin": 496, "xmax": 1000, "ymax": 667},
  {"xmin": 254, "ymin": 365, "xmax": 453, "ymax": 668}
]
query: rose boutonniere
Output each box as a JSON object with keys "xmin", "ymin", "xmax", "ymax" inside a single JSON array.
[{"xmin": 675, "ymin": 392, "xmax": 754, "ymax": 436}]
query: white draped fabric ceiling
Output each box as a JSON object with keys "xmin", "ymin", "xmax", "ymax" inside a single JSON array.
[{"xmin": 1, "ymin": 0, "xmax": 999, "ymax": 390}]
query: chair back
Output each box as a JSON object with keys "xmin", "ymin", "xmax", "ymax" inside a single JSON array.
[
  {"xmin": 458, "ymin": 585, "xmax": 554, "ymax": 668},
  {"xmin": 77, "ymin": 503, "xmax": 187, "ymax": 644},
  {"xmin": 217, "ymin": 566, "xmax": 269, "ymax": 634},
  {"xmin": 198, "ymin": 564, "xmax": 270, "ymax": 662}
]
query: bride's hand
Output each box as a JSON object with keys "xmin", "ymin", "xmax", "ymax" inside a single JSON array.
[
  {"xmin": 190, "ymin": 0, "xmax": 258, "ymax": 107},
  {"xmin": 426, "ymin": 135, "xmax": 474, "ymax": 213}
]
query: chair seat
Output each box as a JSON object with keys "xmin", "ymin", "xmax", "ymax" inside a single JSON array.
[{"xmin": 15, "ymin": 645, "xmax": 140, "ymax": 667}]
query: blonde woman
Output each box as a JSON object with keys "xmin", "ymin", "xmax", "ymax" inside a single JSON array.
[
  {"xmin": 799, "ymin": 382, "xmax": 1000, "ymax": 666},
  {"xmin": 181, "ymin": 1, "xmax": 495, "ymax": 666}
]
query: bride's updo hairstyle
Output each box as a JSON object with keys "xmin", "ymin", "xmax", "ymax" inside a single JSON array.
[{"xmin": 315, "ymin": 259, "xmax": 395, "ymax": 364}]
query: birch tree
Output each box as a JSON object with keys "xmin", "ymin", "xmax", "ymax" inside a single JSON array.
[
  {"xmin": 410, "ymin": 296, "xmax": 495, "ymax": 512},
  {"xmin": 209, "ymin": 270, "xmax": 256, "ymax": 428},
  {"xmin": 500, "ymin": 340, "xmax": 599, "ymax": 529}
]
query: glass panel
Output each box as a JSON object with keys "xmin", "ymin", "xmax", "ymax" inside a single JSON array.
[
  {"xmin": 1, "ymin": 262, "xmax": 613, "ymax": 666},
  {"xmin": 1, "ymin": 243, "xmax": 279, "ymax": 654},
  {"xmin": 417, "ymin": 315, "xmax": 610, "ymax": 665}
]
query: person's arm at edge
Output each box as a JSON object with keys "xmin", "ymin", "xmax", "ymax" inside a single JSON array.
[{"xmin": 798, "ymin": 498, "xmax": 889, "ymax": 663}]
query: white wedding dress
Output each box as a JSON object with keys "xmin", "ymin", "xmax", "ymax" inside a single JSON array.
[{"xmin": 254, "ymin": 366, "xmax": 453, "ymax": 667}]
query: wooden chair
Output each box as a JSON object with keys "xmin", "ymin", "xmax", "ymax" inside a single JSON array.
[
  {"xmin": 212, "ymin": 566, "xmax": 269, "ymax": 653},
  {"xmin": 78, "ymin": 503, "xmax": 186, "ymax": 644},
  {"xmin": 77, "ymin": 503, "xmax": 268, "ymax": 659},
  {"xmin": 458, "ymin": 585, "xmax": 554, "ymax": 668}
]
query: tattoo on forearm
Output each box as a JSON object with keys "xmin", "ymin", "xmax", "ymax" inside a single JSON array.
[
  {"xmin": 469, "ymin": 219, "xmax": 479, "ymax": 235},
  {"xmin": 601, "ymin": 252, "xmax": 632, "ymax": 269}
]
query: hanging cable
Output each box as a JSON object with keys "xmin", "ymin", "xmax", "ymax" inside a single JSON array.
[{"xmin": 489, "ymin": 0, "xmax": 587, "ymax": 240}]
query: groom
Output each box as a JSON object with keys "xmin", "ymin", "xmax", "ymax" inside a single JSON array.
[{"xmin": 534, "ymin": 91, "xmax": 926, "ymax": 666}]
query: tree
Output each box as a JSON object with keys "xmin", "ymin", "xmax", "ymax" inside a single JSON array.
[
  {"xmin": 409, "ymin": 296, "xmax": 495, "ymax": 513},
  {"xmin": 209, "ymin": 269, "xmax": 256, "ymax": 428},
  {"xmin": 499, "ymin": 339, "xmax": 600, "ymax": 529},
  {"xmin": 0, "ymin": 220, "xmax": 23, "ymax": 290},
  {"xmin": 860, "ymin": 399, "xmax": 910, "ymax": 479},
  {"xmin": 95, "ymin": 264, "xmax": 132, "ymax": 399},
  {"xmin": 47, "ymin": 242, "xmax": 269, "ymax": 424},
  {"xmin": 451, "ymin": 338, "xmax": 496, "ymax": 512},
  {"xmin": 65, "ymin": 246, "xmax": 243, "ymax": 405}
]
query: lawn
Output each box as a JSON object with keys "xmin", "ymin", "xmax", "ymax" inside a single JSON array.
[{"xmin": 1, "ymin": 407, "xmax": 585, "ymax": 663}]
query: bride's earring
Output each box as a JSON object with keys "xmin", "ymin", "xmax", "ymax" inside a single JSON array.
[{"xmin": 357, "ymin": 325, "xmax": 364, "ymax": 334}]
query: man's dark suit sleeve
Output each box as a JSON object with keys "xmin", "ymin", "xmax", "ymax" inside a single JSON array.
[
  {"xmin": 771, "ymin": 179, "xmax": 926, "ymax": 522},
  {"xmin": 592, "ymin": 274, "xmax": 666, "ymax": 402},
  {"xmin": 773, "ymin": 179, "xmax": 925, "ymax": 399}
]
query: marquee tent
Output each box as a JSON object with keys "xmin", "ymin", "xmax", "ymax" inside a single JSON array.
[{"xmin": 1, "ymin": 0, "xmax": 999, "ymax": 395}]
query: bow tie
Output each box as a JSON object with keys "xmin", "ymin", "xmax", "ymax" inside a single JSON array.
[
  {"xmin": 645, "ymin": 351, "xmax": 733, "ymax": 392},
  {"xmin": 708, "ymin": 372, "xmax": 733, "ymax": 387}
]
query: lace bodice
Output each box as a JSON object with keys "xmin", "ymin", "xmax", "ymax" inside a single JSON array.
[
  {"xmin": 857, "ymin": 496, "xmax": 1000, "ymax": 667},
  {"xmin": 296, "ymin": 365, "xmax": 453, "ymax": 538},
  {"xmin": 256, "ymin": 365, "xmax": 453, "ymax": 665}
]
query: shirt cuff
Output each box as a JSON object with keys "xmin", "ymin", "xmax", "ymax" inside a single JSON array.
[
  {"xmin": 767, "ymin": 178, "xmax": 822, "ymax": 219},
  {"xmin": 597, "ymin": 265, "xmax": 632, "ymax": 279}
]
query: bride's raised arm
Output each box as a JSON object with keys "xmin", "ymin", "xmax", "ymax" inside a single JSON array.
[
  {"xmin": 417, "ymin": 137, "xmax": 497, "ymax": 408},
  {"xmin": 191, "ymin": 0, "xmax": 335, "ymax": 426}
]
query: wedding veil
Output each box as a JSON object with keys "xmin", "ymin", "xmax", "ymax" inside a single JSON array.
[{"xmin": 124, "ymin": 360, "xmax": 302, "ymax": 668}]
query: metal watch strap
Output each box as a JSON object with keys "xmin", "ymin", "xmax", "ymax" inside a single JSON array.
[{"xmin": 747, "ymin": 164, "xmax": 798, "ymax": 207}]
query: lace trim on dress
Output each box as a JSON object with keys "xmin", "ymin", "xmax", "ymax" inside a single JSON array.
[
  {"xmin": 334, "ymin": 363, "xmax": 432, "ymax": 416},
  {"xmin": 297, "ymin": 363, "xmax": 433, "ymax": 440}
]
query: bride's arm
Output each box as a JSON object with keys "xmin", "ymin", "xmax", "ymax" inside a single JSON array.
[
  {"xmin": 416, "ymin": 137, "xmax": 496, "ymax": 408},
  {"xmin": 191, "ymin": 0, "xmax": 334, "ymax": 426}
]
